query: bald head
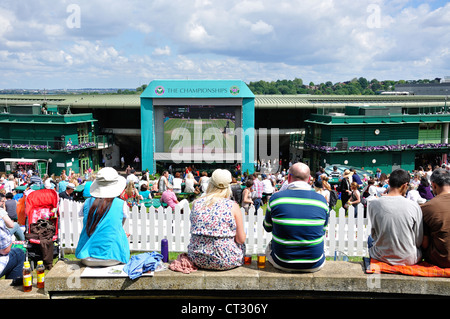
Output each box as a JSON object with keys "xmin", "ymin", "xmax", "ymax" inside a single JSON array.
[{"xmin": 289, "ymin": 162, "xmax": 311, "ymax": 182}]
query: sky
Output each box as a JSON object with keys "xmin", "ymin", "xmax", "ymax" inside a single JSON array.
[{"xmin": 0, "ymin": 0, "xmax": 449, "ymax": 89}]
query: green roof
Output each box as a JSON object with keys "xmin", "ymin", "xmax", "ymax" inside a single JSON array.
[
  {"xmin": 0, "ymin": 113, "xmax": 96, "ymax": 124},
  {"xmin": 305, "ymin": 113, "xmax": 450, "ymax": 125},
  {"xmin": 0, "ymin": 94, "xmax": 447, "ymax": 109}
]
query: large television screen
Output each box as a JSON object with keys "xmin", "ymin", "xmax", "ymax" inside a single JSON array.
[{"xmin": 163, "ymin": 105, "xmax": 237, "ymax": 154}]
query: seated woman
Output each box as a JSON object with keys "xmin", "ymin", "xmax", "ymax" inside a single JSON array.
[
  {"xmin": 75, "ymin": 167, "xmax": 130, "ymax": 267},
  {"xmin": 120, "ymin": 181, "xmax": 140, "ymax": 208},
  {"xmin": 187, "ymin": 169, "xmax": 246, "ymax": 270},
  {"xmin": 139, "ymin": 183, "xmax": 152, "ymax": 200}
]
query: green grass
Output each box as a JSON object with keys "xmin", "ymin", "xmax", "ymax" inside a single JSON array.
[
  {"xmin": 60, "ymin": 252, "xmax": 362, "ymax": 264},
  {"xmin": 163, "ymin": 118, "xmax": 236, "ymax": 153}
]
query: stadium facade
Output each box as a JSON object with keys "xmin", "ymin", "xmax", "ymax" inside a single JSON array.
[
  {"xmin": 0, "ymin": 80, "xmax": 449, "ymax": 176},
  {"xmin": 140, "ymin": 80, "xmax": 255, "ymax": 174}
]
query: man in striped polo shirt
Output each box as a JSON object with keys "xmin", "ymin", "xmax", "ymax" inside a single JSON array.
[{"xmin": 263, "ymin": 162, "xmax": 329, "ymax": 272}]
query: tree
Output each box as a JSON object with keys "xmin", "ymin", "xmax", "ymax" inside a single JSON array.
[
  {"xmin": 245, "ymin": 77, "xmax": 426, "ymax": 95},
  {"xmin": 358, "ymin": 77, "xmax": 369, "ymax": 90}
]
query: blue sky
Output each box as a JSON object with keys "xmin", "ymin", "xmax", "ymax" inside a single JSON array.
[{"xmin": 0, "ymin": 0, "xmax": 449, "ymax": 89}]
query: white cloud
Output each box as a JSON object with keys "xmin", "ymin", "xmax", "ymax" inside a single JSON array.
[
  {"xmin": 152, "ymin": 46, "xmax": 171, "ymax": 56},
  {"xmin": 0, "ymin": 0, "xmax": 449, "ymax": 88},
  {"xmin": 250, "ymin": 20, "xmax": 274, "ymax": 35},
  {"xmin": 188, "ymin": 22, "xmax": 212, "ymax": 44}
]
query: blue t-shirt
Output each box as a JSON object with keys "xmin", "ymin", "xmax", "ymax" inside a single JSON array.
[
  {"xmin": 139, "ymin": 190, "xmax": 151, "ymax": 199},
  {"xmin": 75, "ymin": 197, "xmax": 130, "ymax": 264},
  {"xmin": 264, "ymin": 188, "xmax": 329, "ymax": 270},
  {"xmin": 82, "ymin": 181, "xmax": 93, "ymax": 198}
]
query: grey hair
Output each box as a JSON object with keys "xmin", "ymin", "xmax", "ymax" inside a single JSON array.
[{"xmin": 430, "ymin": 168, "xmax": 450, "ymax": 187}]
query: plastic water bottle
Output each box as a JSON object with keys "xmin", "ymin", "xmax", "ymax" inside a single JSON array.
[
  {"xmin": 161, "ymin": 238, "xmax": 169, "ymax": 263},
  {"xmin": 36, "ymin": 260, "xmax": 45, "ymax": 289},
  {"xmin": 23, "ymin": 261, "xmax": 32, "ymax": 292}
]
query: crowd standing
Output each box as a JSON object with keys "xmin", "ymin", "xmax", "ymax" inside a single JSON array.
[{"xmin": 1, "ymin": 160, "xmax": 450, "ymax": 283}]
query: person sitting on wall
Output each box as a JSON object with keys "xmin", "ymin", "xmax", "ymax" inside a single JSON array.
[
  {"xmin": 421, "ymin": 168, "xmax": 450, "ymax": 268},
  {"xmin": 263, "ymin": 162, "xmax": 329, "ymax": 272},
  {"xmin": 368, "ymin": 169, "xmax": 423, "ymax": 266},
  {"xmin": 187, "ymin": 169, "xmax": 246, "ymax": 270},
  {"xmin": 75, "ymin": 167, "xmax": 130, "ymax": 267},
  {"xmin": 0, "ymin": 194, "xmax": 26, "ymax": 286}
]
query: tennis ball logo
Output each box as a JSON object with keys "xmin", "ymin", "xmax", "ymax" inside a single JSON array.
[
  {"xmin": 230, "ymin": 86, "xmax": 240, "ymax": 95},
  {"xmin": 155, "ymin": 86, "xmax": 165, "ymax": 96}
]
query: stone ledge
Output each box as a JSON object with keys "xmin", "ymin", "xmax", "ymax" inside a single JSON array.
[
  {"xmin": 35, "ymin": 260, "xmax": 450, "ymax": 299},
  {"xmin": 0, "ymin": 277, "xmax": 49, "ymax": 299},
  {"xmin": 3, "ymin": 260, "xmax": 450, "ymax": 299}
]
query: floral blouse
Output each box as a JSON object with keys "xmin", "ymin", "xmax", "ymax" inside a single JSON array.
[{"xmin": 187, "ymin": 197, "xmax": 245, "ymax": 270}]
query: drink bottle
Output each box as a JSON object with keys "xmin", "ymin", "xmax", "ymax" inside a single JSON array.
[
  {"xmin": 161, "ymin": 238, "xmax": 169, "ymax": 262},
  {"xmin": 23, "ymin": 261, "xmax": 32, "ymax": 292},
  {"xmin": 36, "ymin": 260, "xmax": 45, "ymax": 289}
]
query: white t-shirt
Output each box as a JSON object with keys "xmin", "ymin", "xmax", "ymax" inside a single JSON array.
[
  {"xmin": 3, "ymin": 180, "xmax": 15, "ymax": 193},
  {"xmin": 200, "ymin": 177, "xmax": 209, "ymax": 192},
  {"xmin": 126, "ymin": 174, "xmax": 139, "ymax": 185},
  {"xmin": 172, "ymin": 178, "xmax": 183, "ymax": 191},
  {"xmin": 262, "ymin": 179, "xmax": 274, "ymax": 194}
]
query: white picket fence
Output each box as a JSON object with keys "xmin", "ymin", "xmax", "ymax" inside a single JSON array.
[{"xmin": 58, "ymin": 199, "xmax": 371, "ymax": 257}]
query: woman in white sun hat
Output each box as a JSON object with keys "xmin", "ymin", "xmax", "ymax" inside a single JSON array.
[
  {"xmin": 75, "ymin": 167, "xmax": 130, "ymax": 267},
  {"xmin": 187, "ymin": 169, "xmax": 246, "ymax": 270}
]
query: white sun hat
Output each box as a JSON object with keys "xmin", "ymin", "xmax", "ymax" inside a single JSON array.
[{"xmin": 89, "ymin": 167, "xmax": 126, "ymax": 198}]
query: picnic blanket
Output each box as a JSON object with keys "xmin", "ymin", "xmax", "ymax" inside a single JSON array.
[{"xmin": 363, "ymin": 257, "xmax": 450, "ymax": 277}]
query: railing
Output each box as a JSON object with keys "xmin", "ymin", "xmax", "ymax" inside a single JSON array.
[
  {"xmin": 305, "ymin": 139, "xmax": 450, "ymax": 153},
  {"xmin": 305, "ymin": 137, "xmax": 419, "ymax": 148},
  {"xmin": 0, "ymin": 134, "xmax": 113, "ymax": 152},
  {"xmin": 59, "ymin": 199, "xmax": 371, "ymax": 257}
]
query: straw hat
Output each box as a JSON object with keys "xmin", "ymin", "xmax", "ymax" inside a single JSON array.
[
  {"xmin": 89, "ymin": 167, "xmax": 126, "ymax": 198},
  {"xmin": 343, "ymin": 169, "xmax": 353, "ymax": 178},
  {"xmin": 209, "ymin": 169, "xmax": 232, "ymax": 189}
]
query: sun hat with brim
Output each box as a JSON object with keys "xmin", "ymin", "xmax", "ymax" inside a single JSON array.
[
  {"xmin": 209, "ymin": 169, "xmax": 232, "ymax": 189},
  {"xmin": 89, "ymin": 167, "xmax": 126, "ymax": 198},
  {"xmin": 343, "ymin": 169, "xmax": 353, "ymax": 178}
]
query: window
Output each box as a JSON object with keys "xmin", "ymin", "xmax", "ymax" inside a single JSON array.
[{"xmin": 77, "ymin": 123, "xmax": 89, "ymax": 144}]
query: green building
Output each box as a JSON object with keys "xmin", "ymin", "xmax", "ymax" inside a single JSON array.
[
  {"xmin": 1, "ymin": 92, "xmax": 448, "ymax": 176},
  {"xmin": 0, "ymin": 104, "xmax": 112, "ymax": 176},
  {"xmin": 304, "ymin": 105, "xmax": 450, "ymax": 174}
]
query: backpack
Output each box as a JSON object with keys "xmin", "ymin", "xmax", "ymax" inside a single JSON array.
[
  {"xmin": 360, "ymin": 196, "xmax": 367, "ymax": 208},
  {"xmin": 329, "ymin": 190, "xmax": 339, "ymax": 208}
]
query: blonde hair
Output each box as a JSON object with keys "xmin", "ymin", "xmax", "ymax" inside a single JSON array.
[
  {"xmin": 197, "ymin": 182, "xmax": 231, "ymax": 208},
  {"xmin": 125, "ymin": 181, "xmax": 136, "ymax": 196}
]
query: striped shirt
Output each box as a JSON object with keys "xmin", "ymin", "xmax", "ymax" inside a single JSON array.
[
  {"xmin": 253, "ymin": 178, "xmax": 263, "ymax": 198},
  {"xmin": 263, "ymin": 184, "xmax": 329, "ymax": 270},
  {"xmin": 0, "ymin": 216, "xmax": 12, "ymax": 274}
]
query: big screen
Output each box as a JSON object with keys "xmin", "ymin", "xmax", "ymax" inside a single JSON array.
[{"xmin": 163, "ymin": 105, "xmax": 237, "ymax": 154}]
